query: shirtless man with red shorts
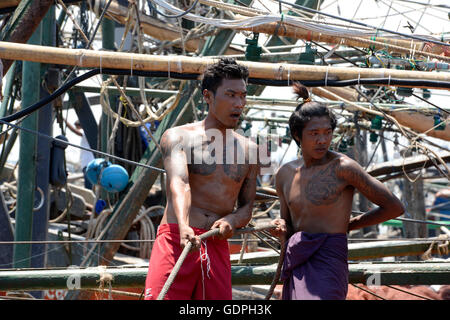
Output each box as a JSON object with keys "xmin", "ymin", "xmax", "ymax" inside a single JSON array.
[
  {"xmin": 275, "ymin": 83, "xmax": 405, "ymax": 300},
  {"xmin": 145, "ymin": 58, "xmax": 284, "ymax": 300}
]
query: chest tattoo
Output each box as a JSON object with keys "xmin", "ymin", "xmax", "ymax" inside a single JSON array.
[
  {"xmin": 305, "ymin": 162, "xmax": 341, "ymax": 206},
  {"xmin": 187, "ymin": 138, "xmax": 248, "ymax": 182}
]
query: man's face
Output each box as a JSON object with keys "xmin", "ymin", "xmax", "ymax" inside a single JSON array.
[
  {"xmin": 203, "ymin": 78, "xmax": 247, "ymax": 129},
  {"xmin": 298, "ymin": 116, "xmax": 333, "ymax": 159}
]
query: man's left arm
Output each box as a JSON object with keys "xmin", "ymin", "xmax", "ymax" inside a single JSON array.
[{"xmin": 338, "ymin": 157, "xmax": 405, "ymax": 232}]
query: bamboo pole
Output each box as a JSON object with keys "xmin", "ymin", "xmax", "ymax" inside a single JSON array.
[
  {"xmin": 0, "ymin": 262, "xmax": 448, "ymax": 291},
  {"xmin": 390, "ymin": 110, "xmax": 450, "ymax": 141},
  {"xmin": 239, "ymin": 22, "xmax": 450, "ymax": 61},
  {"xmin": 312, "ymin": 86, "xmax": 361, "ymax": 102},
  {"xmin": 0, "ymin": 42, "xmax": 449, "ymax": 89}
]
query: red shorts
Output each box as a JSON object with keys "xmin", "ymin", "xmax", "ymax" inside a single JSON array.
[{"xmin": 144, "ymin": 223, "xmax": 232, "ymax": 300}]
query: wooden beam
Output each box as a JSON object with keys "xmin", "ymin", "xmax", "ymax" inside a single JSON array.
[
  {"xmin": 390, "ymin": 110, "xmax": 450, "ymax": 141},
  {"xmin": 367, "ymin": 152, "xmax": 450, "ymax": 177},
  {"xmin": 0, "ymin": 0, "xmax": 54, "ymax": 74}
]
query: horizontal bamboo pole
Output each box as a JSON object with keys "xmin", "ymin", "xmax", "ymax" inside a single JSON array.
[
  {"xmin": 0, "ymin": 42, "xmax": 449, "ymax": 89},
  {"xmin": 0, "ymin": 262, "xmax": 448, "ymax": 291},
  {"xmin": 231, "ymin": 239, "xmax": 449, "ymax": 264}
]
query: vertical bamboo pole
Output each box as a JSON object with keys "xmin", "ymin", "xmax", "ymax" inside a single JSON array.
[{"xmin": 13, "ymin": 25, "xmax": 41, "ymax": 269}]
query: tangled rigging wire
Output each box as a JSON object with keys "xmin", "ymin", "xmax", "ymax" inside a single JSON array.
[
  {"xmin": 147, "ymin": 0, "xmax": 200, "ymax": 18},
  {"xmin": 2, "ymin": 66, "xmax": 450, "ymax": 124}
]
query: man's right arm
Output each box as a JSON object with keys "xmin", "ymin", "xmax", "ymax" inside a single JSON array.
[
  {"xmin": 64, "ymin": 119, "xmax": 82, "ymax": 137},
  {"xmin": 161, "ymin": 129, "xmax": 200, "ymax": 249},
  {"xmin": 274, "ymin": 166, "xmax": 292, "ymax": 241}
]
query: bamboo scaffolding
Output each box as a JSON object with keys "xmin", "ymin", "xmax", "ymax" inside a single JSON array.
[
  {"xmin": 0, "ymin": 42, "xmax": 449, "ymax": 90},
  {"xmin": 0, "ymin": 262, "xmax": 448, "ymax": 291}
]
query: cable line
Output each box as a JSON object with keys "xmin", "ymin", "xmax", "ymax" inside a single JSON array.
[{"xmin": 276, "ymin": 0, "xmax": 450, "ymax": 47}]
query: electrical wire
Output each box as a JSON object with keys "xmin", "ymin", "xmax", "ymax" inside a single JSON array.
[
  {"xmin": 411, "ymin": 93, "xmax": 450, "ymax": 116},
  {"xmin": 276, "ymin": 0, "xmax": 450, "ymax": 47},
  {"xmin": 393, "ymin": 0, "xmax": 450, "ymax": 10},
  {"xmin": 150, "ymin": 0, "xmax": 390, "ymax": 38},
  {"xmin": 147, "ymin": 0, "xmax": 199, "ymax": 18},
  {"xmin": 0, "ymin": 118, "xmax": 165, "ymax": 174}
]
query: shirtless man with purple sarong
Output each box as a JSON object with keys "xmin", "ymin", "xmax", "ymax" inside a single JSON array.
[{"xmin": 274, "ymin": 83, "xmax": 405, "ymax": 300}]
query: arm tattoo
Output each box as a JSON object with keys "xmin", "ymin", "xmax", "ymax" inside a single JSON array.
[
  {"xmin": 341, "ymin": 164, "xmax": 391, "ymax": 202},
  {"xmin": 305, "ymin": 161, "xmax": 341, "ymax": 206},
  {"xmin": 161, "ymin": 132, "xmax": 183, "ymax": 159}
]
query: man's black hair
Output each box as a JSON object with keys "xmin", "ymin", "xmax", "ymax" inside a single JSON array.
[
  {"xmin": 201, "ymin": 58, "xmax": 249, "ymax": 94},
  {"xmin": 289, "ymin": 102, "xmax": 337, "ymax": 147}
]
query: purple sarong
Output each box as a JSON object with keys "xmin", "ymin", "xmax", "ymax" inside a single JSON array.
[{"xmin": 281, "ymin": 231, "xmax": 348, "ymax": 300}]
